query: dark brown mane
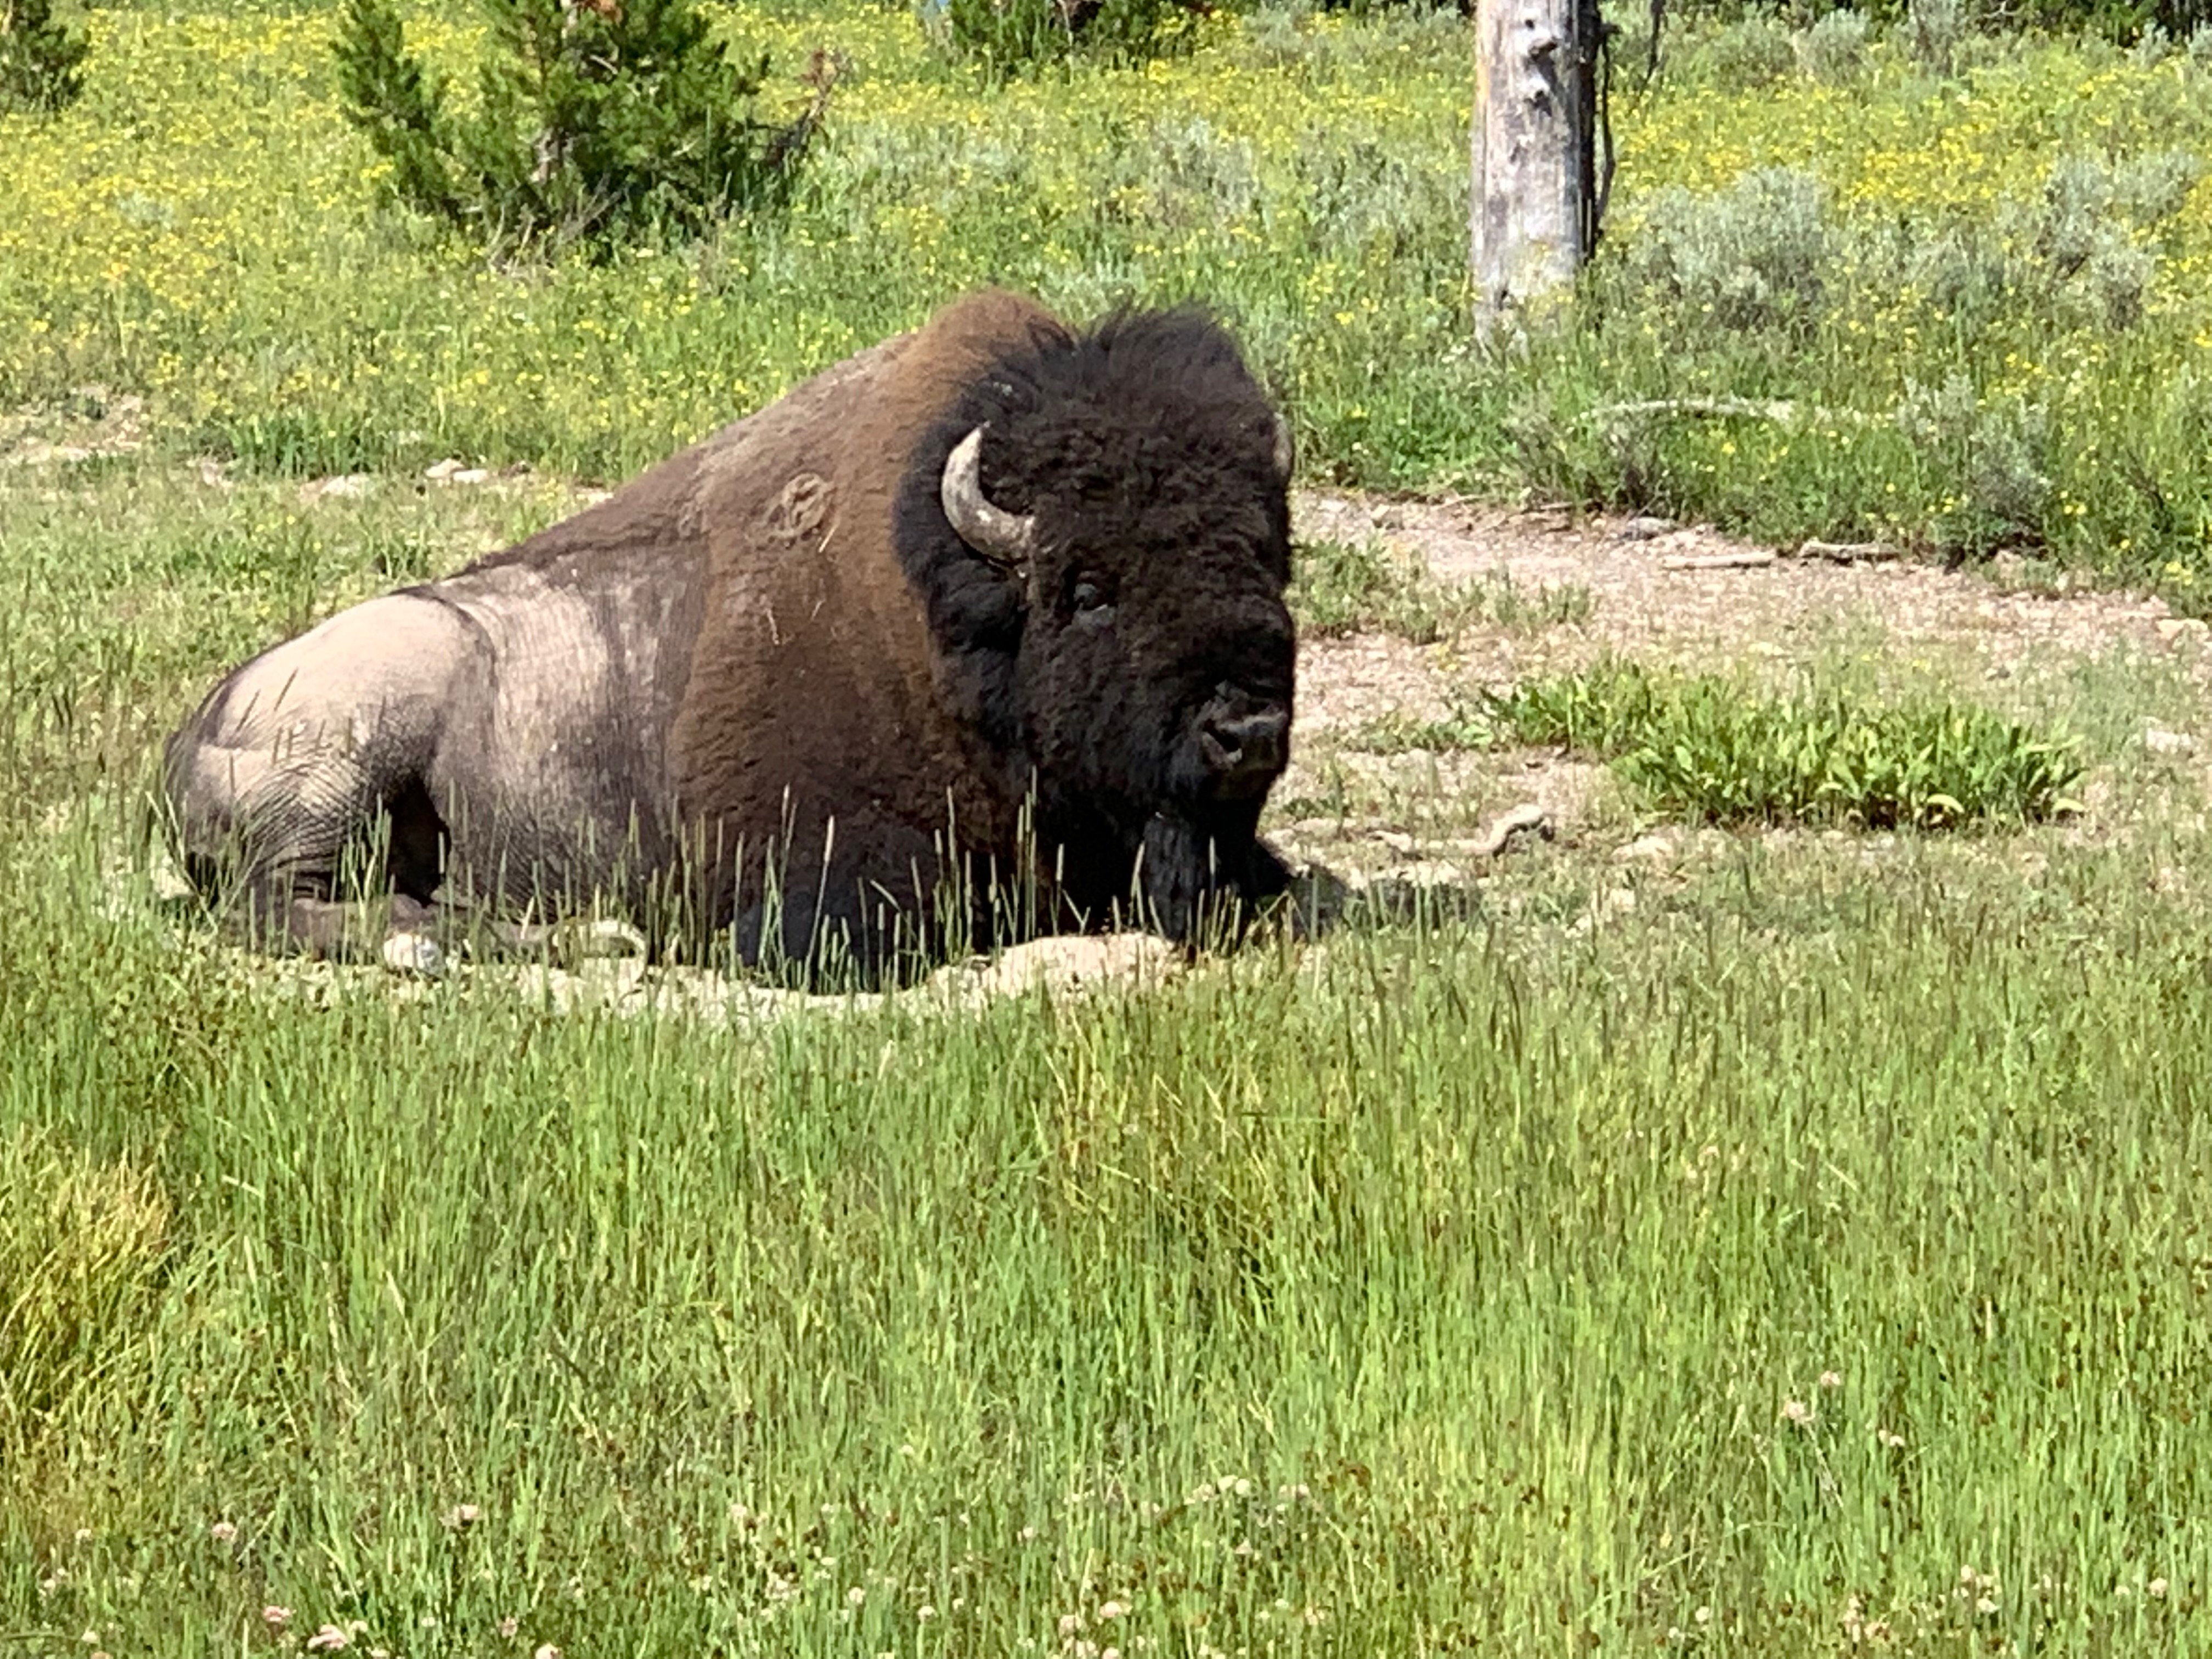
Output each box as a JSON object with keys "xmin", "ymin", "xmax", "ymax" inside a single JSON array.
[{"xmin": 890, "ymin": 304, "xmax": 1290, "ymax": 756}]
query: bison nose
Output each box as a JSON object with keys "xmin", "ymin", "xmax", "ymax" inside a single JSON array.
[{"xmin": 1198, "ymin": 702, "xmax": 1289, "ymax": 795}]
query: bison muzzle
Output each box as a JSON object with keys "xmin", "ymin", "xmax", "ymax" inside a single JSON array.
[{"xmin": 163, "ymin": 290, "xmax": 1300, "ymax": 981}]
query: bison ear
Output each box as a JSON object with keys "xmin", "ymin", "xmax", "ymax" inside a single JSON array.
[
  {"xmin": 940, "ymin": 426, "xmax": 1037, "ymax": 579},
  {"xmin": 1271, "ymin": 414, "xmax": 1295, "ymax": 481}
]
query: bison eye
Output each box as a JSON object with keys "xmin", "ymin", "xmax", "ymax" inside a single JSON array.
[{"xmin": 1070, "ymin": 575, "xmax": 1114, "ymax": 618}]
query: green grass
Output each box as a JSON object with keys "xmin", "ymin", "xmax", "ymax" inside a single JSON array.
[
  {"xmin": 1290, "ymin": 538, "xmax": 1590, "ymax": 644},
  {"xmin": 1291, "ymin": 536, "xmax": 1477, "ymax": 643},
  {"xmin": 1345, "ymin": 704, "xmax": 1499, "ymax": 755},
  {"xmin": 8, "ymin": 4, "xmax": 2212, "ymax": 1651},
  {"xmin": 11, "ymin": 785, "xmax": 2212, "ymax": 1652},
  {"xmin": 0, "ymin": 457, "xmax": 2198, "ymax": 1655},
  {"xmin": 4, "ymin": 6, "xmax": 2212, "ymax": 585},
  {"xmin": 1488, "ymin": 661, "xmax": 2087, "ymax": 828}
]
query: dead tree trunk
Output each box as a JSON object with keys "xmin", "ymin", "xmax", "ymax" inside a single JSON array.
[{"xmin": 1471, "ymin": 0, "xmax": 1607, "ymax": 333}]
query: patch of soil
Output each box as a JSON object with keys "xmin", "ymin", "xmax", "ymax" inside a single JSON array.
[
  {"xmin": 1296, "ymin": 492, "xmax": 2205, "ymax": 692},
  {"xmin": 2, "ymin": 388, "xmax": 148, "ymax": 469},
  {"xmin": 1274, "ymin": 490, "xmax": 2212, "ymax": 891},
  {"xmin": 237, "ymin": 931, "xmax": 1188, "ymax": 1025}
]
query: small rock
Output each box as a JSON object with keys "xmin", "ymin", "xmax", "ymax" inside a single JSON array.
[
  {"xmin": 195, "ymin": 456, "xmax": 230, "ymax": 489},
  {"xmin": 2145, "ymin": 727, "xmax": 2196, "ymax": 755},
  {"xmin": 950, "ymin": 933, "xmax": 1179, "ymax": 1001},
  {"xmin": 1392, "ymin": 859, "xmax": 1472, "ymax": 888},
  {"xmin": 451, "ymin": 467, "xmax": 490, "ymax": 486},
  {"xmin": 424, "ymin": 457, "xmax": 466, "ymax": 482},
  {"xmin": 1617, "ymin": 515, "xmax": 1674, "ymax": 541},
  {"xmin": 380, "ymin": 933, "xmax": 445, "ymax": 978},
  {"xmin": 307, "ymin": 473, "xmax": 374, "ymax": 500},
  {"xmin": 552, "ymin": 917, "xmax": 649, "ymax": 964},
  {"xmin": 1615, "ymin": 833, "xmax": 1675, "ymax": 862},
  {"xmin": 147, "ymin": 847, "xmax": 194, "ymax": 902}
]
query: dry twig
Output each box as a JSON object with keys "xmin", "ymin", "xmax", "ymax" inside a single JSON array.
[{"xmin": 1660, "ymin": 550, "xmax": 1776, "ymax": 572}]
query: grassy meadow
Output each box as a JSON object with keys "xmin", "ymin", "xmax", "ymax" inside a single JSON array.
[
  {"xmin": 3, "ymin": 0, "xmax": 2212, "ymax": 573},
  {"xmin": 10, "ymin": 0, "xmax": 2212, "ymax": 1654}
]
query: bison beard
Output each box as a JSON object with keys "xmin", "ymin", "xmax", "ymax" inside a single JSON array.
[{"xmin": 162, "ymin": 290, "xmax": 1299, "ymax": 984}]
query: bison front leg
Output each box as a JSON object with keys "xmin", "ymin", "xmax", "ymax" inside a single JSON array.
[{"xmin": 225, "ymin": 869, "xmax": 448, "ymax": 970}]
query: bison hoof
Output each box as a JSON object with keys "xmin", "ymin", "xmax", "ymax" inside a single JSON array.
[{"xmin": 380, "ymin": 931, "xmax": 447, "ymax": 978}]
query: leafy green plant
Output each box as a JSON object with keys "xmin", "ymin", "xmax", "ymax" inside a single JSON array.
[
  {"xmin": 1479, "ymin": 569, "xmax": 1595, "ymax": 629},
  {"xmin": 941, "ymin": 0, "xmax": 1210, "ymax": 74},
  {"xmin": 332, "ymin": 0, "xmax": 830, "ymax": 256},
  {"xmin": 1290, "ymin": 536, "xmax": 1469, "ymax": 642},
  {"xmin": 1487, "ymin": 659, "xmax": 2085, "ymax": 826},
  {"xmin": 0, "ymin": 0, "xmax": 88, "ymax": 113}
]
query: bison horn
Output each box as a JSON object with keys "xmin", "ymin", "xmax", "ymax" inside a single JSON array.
[
  {"xmin": 1272, "ymin": 413, "xmax": 1295, "ymax": 480},
  {"xmin": 940, "ymin": 426, "xmax": 1035, "ymax": 573}
]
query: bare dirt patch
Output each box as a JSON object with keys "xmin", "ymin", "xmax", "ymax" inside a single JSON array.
[
  {"xmin": 1, "ymin": 388, "xmax": 148, "ymax": 469},
  {"xmin": 1274, "ymin": 490, "xmax": 2212, "ymax": 893},
  {"xmin": 1297, "ymin": 492, "xmax": 2207, "ymax": 695},
  {"xmin": 235, "ymin": 930, "xmax": 1190, "ymax": 1024}
]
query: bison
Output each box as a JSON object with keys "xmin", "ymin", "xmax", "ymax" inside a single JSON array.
[{"xmin": 163, "ymin": 290, "xmax": 1300, "ymax": 983}]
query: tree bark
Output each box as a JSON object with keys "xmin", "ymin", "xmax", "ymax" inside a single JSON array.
[{"xmin": 1471, "ymin": 0, "xmax": 1604, "ymax": 332}]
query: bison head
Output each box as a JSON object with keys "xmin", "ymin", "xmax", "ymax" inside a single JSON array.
[{"xmin": 895, "ymin": 306, "xmax": 1297, "ymax": 936}]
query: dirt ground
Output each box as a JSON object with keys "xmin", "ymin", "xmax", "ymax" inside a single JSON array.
[{"xmin": 1274, "ymin": 489, "xmax": 2212, "ymax": 891}]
